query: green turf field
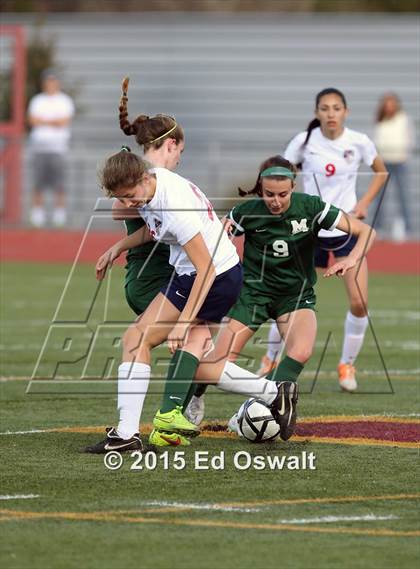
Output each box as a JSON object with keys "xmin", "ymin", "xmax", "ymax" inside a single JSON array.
[{"xmin": 1, "ymin": 262, "xmax": 419, "ymax": 569}]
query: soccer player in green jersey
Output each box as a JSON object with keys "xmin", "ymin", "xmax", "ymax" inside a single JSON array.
[
  {"xmin": 258, "ymin": 88, "xmax": 388, "ymax": 392},
  {"xmin": 187, "ymin": 154, "xmax": 376, "ymax": 440}
]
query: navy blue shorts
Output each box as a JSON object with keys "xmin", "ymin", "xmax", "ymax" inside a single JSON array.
[
  {"xmin": 315, "ymin": 235, "xmax": 357, "ymax": 268},
  {"xmin": 161, "ymin": 263, "xmax": 243, "ymax": 323}
]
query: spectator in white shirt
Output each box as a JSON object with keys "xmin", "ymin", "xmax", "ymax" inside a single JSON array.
[
  {"xmin": 28, "ymin": 68, "xmax": 75, "ymax": 227},
  {"xmin": 374, "ymin": 93, "xmax": 414, "ymax": 239}
]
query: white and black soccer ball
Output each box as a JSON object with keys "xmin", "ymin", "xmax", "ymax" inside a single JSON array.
[{"xmin": 237, "ymin": 398, "xmax": 281, "ymax": 442}]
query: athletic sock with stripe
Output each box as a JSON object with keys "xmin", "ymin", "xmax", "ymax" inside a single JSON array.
[
  {"xmin": 266, "ymin": 356, "xmax": 304, "ymax": 383},
  {"xmin": 160, "ymin": 350, "xmax": 200, "ymax": 413}
]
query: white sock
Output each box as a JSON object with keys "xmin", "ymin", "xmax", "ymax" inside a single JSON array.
[
  {"xmin": 52, "ymin": 207, "xmax": 67, "ymax": 227},
  {"xmin": 30, "ymin": 206, "xmax": 46, "ymax": 227},
  {"xmin": 216, "ymin": 361, "xmax": 278, "ymax": 404},
  {"xmin": 340, "ymin": 311, "xmax": 369, "ymax": 365},
  {"xmin": 266, "ymin": 321, "xmax": 283, "ymax": 361},
  {"xmin": 116, "ymin": 362, "xmax": 150, "ymax": 439}
]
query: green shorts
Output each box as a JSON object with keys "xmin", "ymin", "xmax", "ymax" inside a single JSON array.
[
  {"xmin": 227, "ymin": 285, "xmax": 316, "ymax": 331},
  {"xmin": 125, "ymin": 262, "xmax": 173, "ymax": 315}
]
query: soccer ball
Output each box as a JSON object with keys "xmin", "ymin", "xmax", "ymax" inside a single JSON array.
[{"xmin": 237, "ymin": 398, "xmax": 281, "ymax": 442}]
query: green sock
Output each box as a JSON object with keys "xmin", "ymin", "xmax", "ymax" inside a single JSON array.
[
  {"xmin": 160, "ymin": 350, "xmax": 200, "ymax": 413},
  {"xmin": 266, "ymin": 356, "xmax": 304, "ymax": 383}
]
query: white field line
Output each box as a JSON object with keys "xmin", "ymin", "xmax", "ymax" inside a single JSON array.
[
  {"xmin": 380, "ymin": 413, "xmax": 420, "ymax": 417},
  {"xmin": 2, "ymin": 341, "xmax": 420, "ymax": 352},
  {"xmin": 10, "ymin": 300, "xmax": 94, "ymax": 309},
  {"xmin": 0, "ymin": 494, "xmax": 40, "ymax": 500},
  {"xmin": 381, "ymin": 413, "xmax": 420, "ymax": 418},
  {"xmin": 2, "ymin": 369, "xmax": 420, "ymax": 382},
  {"xmin": 0, "ymin": 377, "xmax": 118, "ymax": 381},
  {"xmin": 277, "ymin": 514, "xmax": 398, "ymax": 524},
  {"xmin": 1, "ymin": 320, "xmax": 53, "ymax": 327},
  {"xmin": 2, "ymin": 310, "xmax": 419, "ymax": 325},
  {"xmin": 0, "ymin": 429, "xmax": 51, "ymax": 435},
  {"xmin": 369, "ymin": 310, "xmax": 420, "ymax": 320},
  {"xmin": 141, "ymin": 500, "xmax": 261, "ymax": 513}
]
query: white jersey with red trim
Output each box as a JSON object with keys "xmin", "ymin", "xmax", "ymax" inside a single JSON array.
[
  {"xmin": 284, "ymin": 127, "xmax": 378, "ymax": 237},
  {"xmin": 138, "ymin": 168, "xmax": 239, "ymax": 276}
]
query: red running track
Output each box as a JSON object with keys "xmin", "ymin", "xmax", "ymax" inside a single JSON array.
[{"xmin": 0, "ymin": 229, "xmax": 419, "ymax": 274}]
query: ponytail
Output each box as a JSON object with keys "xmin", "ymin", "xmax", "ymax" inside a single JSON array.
[
  {"xmin": 117, "ymin": 76, "xmax": 184, "ymax": 151},
  {"xmin": 303, "ymin": 118, "xmax": 321, "ymax": 146},
  {"xmin": 119, "ymin": 76, "xmax": 138, "ymax": 136},
  {"xmin": 238, "ymin": 173, "xmax": 261, "ymax": 197}
]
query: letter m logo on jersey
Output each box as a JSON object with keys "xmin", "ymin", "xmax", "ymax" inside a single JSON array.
[{"xmin": 291, "ymin": 219, "xmax": 309, "ymax": 235}]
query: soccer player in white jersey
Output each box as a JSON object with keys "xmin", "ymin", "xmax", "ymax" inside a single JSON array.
[
  {"xmin": 258, "ymin": 88, "xmax": 388, "ymax": 392},
  {"xmin": 86, "ymin": 147, "xmax": 242, "ymax": 451}
]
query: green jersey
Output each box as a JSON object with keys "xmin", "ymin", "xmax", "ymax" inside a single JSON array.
[
  {"xmin": 124, "ymin": 218, "xmax": 172, "ymax": 315},
  {"xmin": 228, "ymin": 193, "xmax": 342, "ymax": 296},
  {"xmin": 125, "ymin": 217, "xmax": 170, "ymax": 273}
]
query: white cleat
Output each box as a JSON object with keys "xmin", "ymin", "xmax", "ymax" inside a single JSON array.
[
  {"xmin": 227, "ymin": 413, "xmax": 243, "ymax": 437},
  {"xmin": 184, "ymin": 395, "xmax": 205, "ymax": 426},
  {"xmin": 338, "ymin": 363, "xmax": 358, "ymax": 392}
]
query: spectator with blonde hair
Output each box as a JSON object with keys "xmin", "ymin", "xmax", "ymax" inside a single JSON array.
[{"xmin": 374, "ymin": 93, "xmax": 414, "ymax": 240}]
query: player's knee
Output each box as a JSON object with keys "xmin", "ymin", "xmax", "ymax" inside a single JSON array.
[
  {"xmin": 122, "ymin": 325, "xmax": 142, "ymax": 352},
  {"xmin": 287, "ymin": 346, "xmax": 313, "ymax": 364},
  {"xmin": 349, "ymin": 300, "xmax": 368, "ymax": 317}
]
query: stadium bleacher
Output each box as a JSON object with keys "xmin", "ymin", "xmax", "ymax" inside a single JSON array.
[{"xmin": 1, "ymin": 12, "xmax": 419, "ymax": 233}]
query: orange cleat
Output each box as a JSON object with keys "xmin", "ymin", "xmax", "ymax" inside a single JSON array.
[
  {"xmin": 337, "ymin": 363, "xmax": 358, "ymax": 392},
  {"xmin": 258, "ymin": 354, "xmax": 277, "ymax": 376}
]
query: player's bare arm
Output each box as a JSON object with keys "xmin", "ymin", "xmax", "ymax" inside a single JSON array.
[
  {"xmin": 324, "ymin": 214, "xmax": 376, "ymax": 277},
  {"xmin": 95, "ymin": 225, "xmax": 152, "ymax": 280},
  {"xmin": 353, "ymin": 156, "xmax": 388, "ymax": 219}
]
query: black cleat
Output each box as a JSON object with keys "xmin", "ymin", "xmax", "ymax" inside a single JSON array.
[
  {"xmin": 84, "ymin": 427, "xmax": 143, "ymax": 454},
  {"xmin": 271, "ymin": 381, "xmax": 299, "ymax": 441}
]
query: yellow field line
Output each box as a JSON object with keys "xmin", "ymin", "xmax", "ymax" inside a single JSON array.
[
  {"xmin": 292, "ymin": 435, "xmax": 420, "ymax": 449},
  {"xmin": 115, "ymin": 507, "xmax": 194, "ymax": 514},
  {"xmin": 38, "ymin": 422, "xmax": 419, "ymax": 449},
  {"xmin": 216, "ymin": 492, "xmax": 420, "ymax": 508},
  {"xmin": 47, "ymin": 426, "xmax": 107, "ymax": 434},
  {"xmin": 37, "ymin": 414, "xmax": 420, "ymax": 433},
  {"xmin": 0, "ymin": 509, "xmax": 158, "ymax": 523},
  {"xmin": 204, "ymin": 433, "xmax": 419, "ymax": 449},
  {"xmin": 24, "ymin": 425, "xmax": 234, "ymax": 436},
  {"xmin": 298, "ymin": 415, "xmax": 420, "ymax": 424},
  {"xmin": 0, "ymin": 508, "xmax": 418, "ymax": 538},
  {"xmin": 122, "ymin": 492, "xmax": 420, "ymax": 512}
]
